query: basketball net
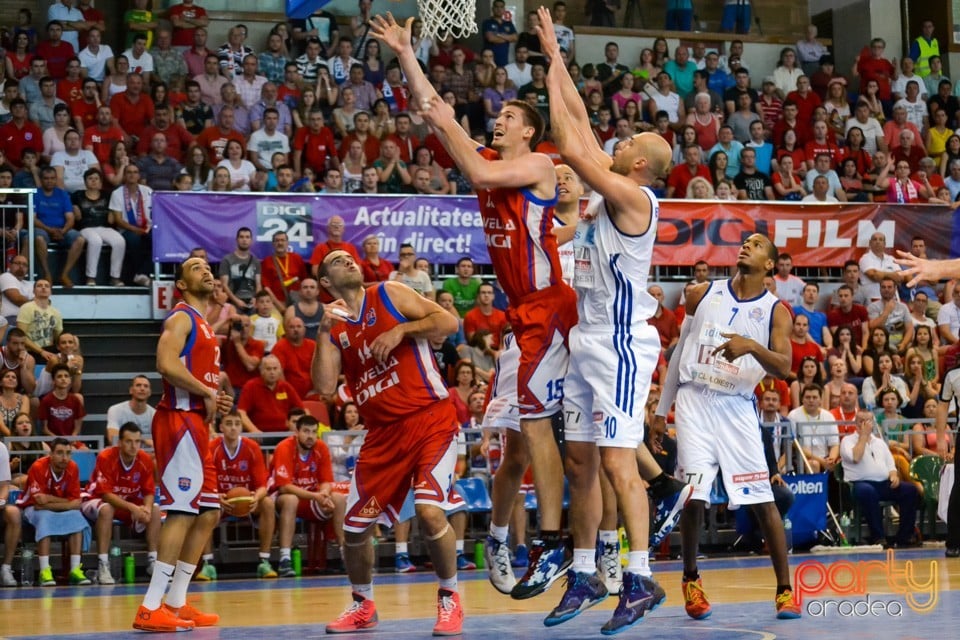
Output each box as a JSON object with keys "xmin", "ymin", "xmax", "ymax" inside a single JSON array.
[{"xmin": 416, "ymin": 0, "xmax": 479, "ymax": 40}]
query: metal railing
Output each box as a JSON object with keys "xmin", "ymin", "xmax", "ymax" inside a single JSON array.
[{"xmin": 0, "ymin": 188, "xmax": 36, "ymax": 280}]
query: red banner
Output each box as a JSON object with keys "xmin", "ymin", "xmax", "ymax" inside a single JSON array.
[{"xmin": 651, "ymin": 202, "xmax": 956, "ymax": 268}]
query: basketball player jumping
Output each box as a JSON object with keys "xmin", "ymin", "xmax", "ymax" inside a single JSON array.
[
  {"xmin": 372, "ymin": 13, "xmax": 578, "ymax": 599},
  {"xmin": 654, "ymin": 233, "xmax": 802, "ymax": 620},
  {"xmin": 314, "ymin": 251, "xmax": 464, "ymax": 636},
  {"xmin": 536, "ymin": 9, "xmax": 674, "ymax": 634},
  {"xmin": 133, "ymin": 257, "xmax": 233, "ymax": 632}
]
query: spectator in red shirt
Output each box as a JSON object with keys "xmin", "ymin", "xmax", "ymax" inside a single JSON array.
[
  {"xmin": 261, "ymin": 230, "xmax": 308, "ymax": 313},
  {"xmin": 38, "ymin": 364, "xmax": 86, "ymax": 438},
  {"xmin": 270, "ymin": 414, "xmax": 343, "ymax": 576},
  {"xmin": 647, "ymin": 284, "xmax": 680, "ymax": 353},
  {"xmin": 772, "ymin": 100, "xmax": 811, "ymax": 148},
  {"xmin": 309, "ymin": 216, "xmax": 362, "ymax": 278},
  {"xmin": 110, "ymin": 73, "xmax": 154, "ymax": 143},
  {"xmin": 194, "ymin": 106, "xmax": 246, "ymax": 163},
  {"xmin": 168, "ymin": 0, "xmax": 209, "ymax": 49},
  {"xmin": 463, "ymin": 283, "xmax": 508, "ymax": 350},
  {"xmin": 388, "ymin": 113, "xmax": 419, "ymax": 163},
  {"xmin": 360, "ymin": 235, "xmax": 394, "ymax": 286},
  {"xmin": 790, "ymin": 314, "xmax": 825, "ymax": 378},
  {"xmin": 221, "ymin": 315, "xmax": 265, "ymax": 396},
  {"xmin": 665, "ymin": 144, "xmax": 711, "ymax": 198},
  {"xmin": 827, "ymin": 284, "xmax": 870, "ymax": 349},
  {"xmin": 80, "ymin": 423, "xmax": 159, "ymax": 584},
  {"xmin": 36, "ymin": 21, "xmax": 76, "ymax": 80},
  {"xmin": 785, "ymin": 75, "xmax": 822, "ymax": 130},
  {"xmin": 82, "ymin": 105, "xmax": 126, "ymax": 165},
  {"xmin": 238, "ymin": 355, "xmax": 304, "ymax": 433},
  {"xmin": 338, "ymin": 111, "xmax": 381, "ymax": 164},
  {"xmin": 0, "ymin": 99, "xmax": 44, "ymax": 169},
  {"xmin": 270, "ymin": 317, "xmax": 316, "ymax": 399},
  {"xmin": 16, "ymin": 438, "xmax": 91, "ymax": 586},
  {"xmin": 135, "ymin": 105, "xmax": 194, "ymax": 162},
  {"xmin": 804, "ymin": 120, "xmax": 840, "ymax": 168},
  {"xmin": 855, "ymin": 38, "xmax": 896, "ymax": 103},
  {"xmin": 292, "ymin": 109, "xmax": 339, "ymax": 178}
]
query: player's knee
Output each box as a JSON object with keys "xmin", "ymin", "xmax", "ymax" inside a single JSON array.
[
  {"xmin": 99, "ymin": 503, "xmax": 115, "ymax": 520},
  {"xmin": 260, "ymin": 496, "xmax": 276, "ymax": 515},
  {"xmin": 415, "ymin": 505, "xmax": 448, "ymax": 536},
  {"xmin": 4, "ymin": 505, "xmax": 20, "ymax": 525},
  {"xmin": 277, "ymin": 493, "xmax": 298, "ymax": 512}
]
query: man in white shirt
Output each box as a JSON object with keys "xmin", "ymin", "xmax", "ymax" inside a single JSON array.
[
  {"xmin": 859, "ymin": 232, "xmax": 902, "ymax": 301},
  {"xmin": 787, "ymin": 384, "xmax": 839, "ymax": 473},
  {"xmin": 0, "ymin": 256, "xmax": 34, "ymax": 326},
  {"xmin": 505, "ymin": 46, "xmax": 533, "ymax": 88},
  {"xmin": 106, "ymin": 375, "xmax": 156, "ymax": 446},
  {"xmin": 937, "ymin": 287, "xmax": 960, "ymax": 345},
  {"xmin": 123, "ymin": 33, "xmax": 155, "ymax": 86},
  {"xmin": 246, "ymin": 108, "xmax": 290, "ymax": 171},
  {"xmin": 801, "ymin": 175, "xmax": 839, "ymax": 203},
  {"xmin": 388, "ymin": 244, "xmax": 433, "ymax": 300},
  {"xmin": 891, "ymin": 57, "xmax": 927, "ymax": 101},
  {"xmin": 867, "ymin": 277, "xmax": 914, "ymax": 353},
  {"xmin": 78, "ymin": 27, "xmax": 113, "ymax": 83},
  {"xmin": 840, "ymin": 411, "xmax": 919, "ymax": 546},
  {"xmin": 772, "ymin": 254, "xmax": 805, "ymax": 307}
]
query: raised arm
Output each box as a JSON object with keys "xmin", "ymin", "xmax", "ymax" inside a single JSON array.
[{"xmin": 369, "ymin": 14, "xmax": 438, "ymax": 109}]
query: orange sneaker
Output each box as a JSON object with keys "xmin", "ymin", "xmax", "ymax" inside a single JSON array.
[
  {"xmin": 775, "ymin": 588, "xmax": 802, "ymax": 619},
  {"xmin": 682, "ymin": 577, "xmax": 712, "ymax": 620},
  {"xmin": 173, "ymin": 603, "xmax": 220, "ymax": 627},
  {"xmin": 132, "ymin": 604, "xmax": 195, "ymax": 632},
  {"xmin": 433, "ymin": 589, "xmax": 463, "ymax": 636},
  {"xmin": 326, "ymin": 593, "xmax": 379, "ymax": 634}
]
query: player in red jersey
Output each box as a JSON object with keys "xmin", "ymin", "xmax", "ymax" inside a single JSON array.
[
  {"xmin": 372, "ymin": 14, "xmax": 577, "ymax": 598},
  {"xmin": 133, "ymin": 257, "xmax": 233, "ymax": 633},
  {"xmin": 269, "ymin": 413, "xmax": 345, "ymax": 577},
  {"xmin": 16, "ymin": 437, "xmax": 91, "ymax": 586},
  {"xmin": 197, "ymin": 410, "xmax": 277, "ymax": 580},
  {"xmin": 82, "ymin": 422, "xmax": 160, "ymax": 585},
  {"xmin": 315, "ymin": 250, "xmax": 464, "ymax": 636}
]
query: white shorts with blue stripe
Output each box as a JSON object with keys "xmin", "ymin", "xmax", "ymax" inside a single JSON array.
[{"xmin": 562, "ymin": 323, "xmax": 660, "ymax": 448}]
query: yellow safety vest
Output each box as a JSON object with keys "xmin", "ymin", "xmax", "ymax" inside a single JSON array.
[{"xmin": 914, "ymin": 37, "xmax": 939, "ymax": 77}]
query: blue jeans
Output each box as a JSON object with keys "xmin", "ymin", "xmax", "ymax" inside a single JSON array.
[
  {"xmin": 19, "ymin": 228, "xmax": 82, "ymax": 247},
  {"xmin": 852, "ymin": 479, "xmax": 918, "ymax": 543},
  {"xmin": 721, "ymin": 2, "xmax": 752, "ymax": 33}
]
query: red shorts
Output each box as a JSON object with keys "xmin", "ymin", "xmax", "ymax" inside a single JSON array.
[
  {"xmin": 290, "ymin": 497, "xmax": 331, "ymax": 522},
  {"xmin": 153, "ymin": 408, "xmax": 219, "ymax": 514},
  {"xmin": 508, "ymin": 284, "xmax": 578, "ymax": 418},
  {"xmin": 343, "ymin": 401, "xmax": 460, "ymax": 533},
  {"xmin": 331, "ymin": 481, "xmax": 351, "ymax": 495},
  {"xmin": 81, "ymin": 498, "xmax": 148, "ymax": 533}
]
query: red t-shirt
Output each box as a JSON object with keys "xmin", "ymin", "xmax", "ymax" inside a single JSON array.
[
  {"xmin": 210, "ymin": 436, "xmax": 268, "ymax": 493},
  {"xmin": 261, "ymin": 252, "xmax": 308, "ymax": 302},
  {"xmin": 786, "ymin": 90, "xmax": 822, "ymax": 129},
  {"xmin": 857, "ymin": 52, "xmax": 895, "ymax": 101},
  {"xmin": 270, "ymin": 337, "xmax": 317, "ymax": 399},
  {"xmin": 83, "ymin": 124, "xmax": 127, "ymax": 164},
  {"xmin": 168, "ymin": 3, "xmax": 208, "ymax": 47},
  {"xmin": 269, "ymin": 435, "xmax": 333, "ymax": 493},
  {"xmin": 135, "ymin": 123, "xmax": 195, "ymax": 163},
  {"xmin": 57, "ymin": 78, "xmax": 84, "ymax": 107},
  {"xmin": 826, "ymin": 304, "xmax": 869, "ymax": 347},
  {"xmin": 85, "ymin": 447, "xmax": 155, "ymax": 505},
  {"xmin": 222, "ymin": 337, "xmax": 266, "ymax": 392},
  {"xmin": 648, "ymin": 307, "xmax": 680, "ymax": 350},
  {"xmin": 238, "ymin": 378, "xmax": 303, "ymax": 432},
  {"xmin": 195, "ymin": 126, "xmax": 247, "ymax": 163},
  {"xmin": 72, "ymin": 99, "xmax": 99, "ymax": 132},
  {"xmin": 309, "ymin": 240, "xmax": 361, "ymax": 268},
  {"xmin": 17, "ymin": 457, "xmax": 81, "ymax": 508},
  {"xmin": 36, "ymin": 40, "xmax": 75, "ymax": 79},
  {"xmin": 790, "ymin": 339, "xmax": 823, "ymax": 377},
  {"xmin": 463, "ymin": 307, "xmax": 509, "ymax": 349},
  {"xmin": 110, "ymin": 92, "xmax": 155, "ymax": 140},
  {"xmin": 361, "ymin": 257, "xmax": 394, "ymax": 284},
  {"xmin": 667, "ymin": 163, "xmax": 711, "ymax": 198},
  {"xmin": 293, "ymin": 126, "xmax": 338, "ymax": 174},
  {"xmin": 0, "ymin": 121, "xmax": 44, "ymax": 168},
  {"xmin": 39, "ymin": 392, "xmax": 86, "ymax": 437},
  {"xmin": 338, "ymin": 133, "xmax": 380, "ymax": 165}
]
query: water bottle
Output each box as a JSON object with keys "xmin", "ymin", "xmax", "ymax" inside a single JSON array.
[
  {"xmin": 784, "ymin": 518, "xmax": 793, "ymax": 554},
  {"xmin": 292, "ymin": 548, "xmax": 302, "ymax": 576},
  {"xmin": 20, "ymin": 548, "xmax": 35, "ymax": 586},
  {"xmin": 124, "ymin": 554, "xmax": 136, "ymax": 584},
  {"xmin": 840, "ymin": 513, "xmax": 852, "ymax": 543},
  {"xmin": 473, "ymin": 540, "xmax": 485, "ymax": 570},
  {"xmin": 109, "ymin": 545, "xmax": 122, "ymax": 582}
]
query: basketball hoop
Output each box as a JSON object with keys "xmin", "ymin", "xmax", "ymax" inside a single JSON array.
[{"xmin": 416, "ymin": 0, "xmax": 478, "ymax": 40}]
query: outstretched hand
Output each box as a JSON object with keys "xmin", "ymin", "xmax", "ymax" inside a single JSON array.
[
  {"xmin": 894, "ymin": 249, "xmax": 943, "ymax": 287},
  {"xmin": 369, "ymin": 12, "xmax": 413, "ymax": 54},
  {"xmin": 534, "ymin": 6, "xmax": 561, "ymax": 62},
  {"xmin": 420, "ymin": 94, "xmax": 456, "ymax": 127}
]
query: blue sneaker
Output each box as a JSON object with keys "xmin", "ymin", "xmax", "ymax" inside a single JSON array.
[
  {"xmin": 510, "ymin": 539, "xmax": 572, "ymax": 600},
  {"xmin": 395, "ymin": 553, "xmax": 416, "ymax": 574},
  {"xmin": 650, "ymin": 482, "xmax": 694, "ymax": 547},
  {"xmin": 600, "ymin": 572, "xmax": 666, "ymax": 636},
  {"xmin": 485, "ymin": 536, "xmax": 517, "ymax": 594},
  {"xmin": 512, "ymin": 544, "xmax": 529, "ymax": 568},
  {"xmin": 543, "ymin": 570, "xmax": 609, "ymax": 627},
  {"xmin": 456, "ymin": 552, "xmax": 476, "ymax": 570}
]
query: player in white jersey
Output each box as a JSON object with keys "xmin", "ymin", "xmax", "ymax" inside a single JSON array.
[
  {"xmin": 538, "ymin": 9, "xmax": 674, "ymax": 634},
  {"xmin": 554, "ymin": 165, "xmax": 580, "ymax": 284},
  {"xmin": 655, "ymin": 233, "xmax": 802, "ymax": 621}
]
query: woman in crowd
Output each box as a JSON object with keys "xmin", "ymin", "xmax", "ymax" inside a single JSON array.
[
  {"xmin": 685, "ymin": 176, "xmax": 715, "ymax": 199},
  {"xmin": 838, "ymin": 127, "xmax": 873, "ymax": 176},
  {"xmin": 824, "ymin": 359, "xmax": 849, "ymax": 410},
  {"xmin": 773, "ymin": 48, "xmax": 803, "ymax": 96},
  {"xmin": 772, "ymin": 154, "xmax": 806, "ymax": 200},
  {"xmin": 861, "ymin": 352, "xmax": 909, "ymax": 410},
  {"xmin": 708, "ymin": 150, "xmax": 729, "ymax": 188},
  {"xmin": 205, "ymin": 280, "xmax": 237, "ymax": 342},
  {"xmin": 183, "ymin": 143, "xmax": 213, "ymax": 191},
  {"xmin": 633, "ymin": 47, "xmax": 659, "ymax": 82},
  {"xmin": 369, "ymin": 98, "xmax": 395, "ymax": 139},
  {"xmin": 459, "ymin": 330, "xmax": 495, "ymax": 384},
  {"xmin": 449, "ymin": 360, "xmax": 477, "ymax": 426},
  {"xmin": 483, "ymin": 67, "xmax": 517, "ymax": 135},
  {"xmin": 4, "ymin": 32, "xmax": 33, "ymax": 80},
  {"xmin": 150, "ymin": 82, "xmax": 169, "ymax": 109},
  {"xmin": 584, "ymin": 89, "xmax": 605, "ymax": 126},
  {"xmin": 839, "ymin": 157, "xmax": 867, "ymax": 202},
  {"xmin": 474, "ymin": 49, "xmax": 497, "ymax": 89},
  {"xmin": 341, "ymin": 139, "xmax": 366, "ymax": 193},
  {"xmin": 42, "ymin": 104, "xmax": 73, "ymax": 163},
  {"xmin": 0, "ymin": 371, "xmax": 29, "ymax": 437},
  {"xmin": 8, "ymin": 413, "xmax": 48, "ymax": 489},
  {"xmin": 827, "ymin": 325, "xmax": 863, "ymax": 378},
  {"xmin": 102, "ymin": 140, "xmax": 132, "ymax": 189},
  {"xmin": 411, "ymin": 146, "xmax": 450, "ymax": 195},
  {"xmin": 671, "ymin": 124, "xmax": 699, "ymax": 166},
  {"xmin": 622, "ymin": 100, "xmax": 645, "ymax": 132},
  {"xmin": 331, "ymin": 86, "xmax": 358, "ymax": 138},
  {"xmin": 715, "ymin": 179, "xmax": 737, "ymax": 200},
  {"xmin": 912, "ymin": 397, "xmax": 948, "ymax": 458},
  {"xmin": 101, "ymin": 55, "xmax": 129, "ymax": 102},
  {"xmin": 791, "ymin": 356, "xmax": 825, "ymax": 409},
  {"xmin": 315, "ymin": 66, "xmax": 339, "ymax": 119},
  {"xmin": 902, "ymin": 352, "xmax": 939, "ymax": 419},
  {"xmin": 863, "ymin": 326, "xmax": 895, "ymax": 377},
  {"xmin": 329, "ymin": 401, "xmax": 365, "ymax": 482},
  {"xmin": 217, "ymin": 139, "xmax": 257, "ymax": 192},
  {"xmin": 362, "ymin": 39, "xmax": 385, "ymax": 87},
  {"xmin": 939, "ymin": 134, "xmax": 960, "ymax": 176},
  {"xmin": 926, "ymin": 107, "xmax": 954, "ymax": 165},
  {"xmin": 72, "ymin": 168, "xmax": 125, "ymax": 286},
  {"xmin": 652, "ymin": 37, "xmax": 670, "ymax": 68},
  {"xmin": 292, "ymin": 88, "xmax": 318, "ymax": 130},
  {"xmin": 906, "ymin": 325, "xmax": 940, "ymax": 382},
  {"xmin": 860, "ymin": 79, "xmax": 885, "ymax": 123},
  {"xmin": 208, "ymin": 165, "xmax": 232, "ymax": 192},
  {"xmin": 824, "ymin": 78, "xmax": 850, "ymax": 139},
  {"xmin": 611, "ymin": 72, "xmax": 643, "ymax": 120},
  {"xmin": 775, "ymin": 128, "xmax": 807, "ymax": 177}
]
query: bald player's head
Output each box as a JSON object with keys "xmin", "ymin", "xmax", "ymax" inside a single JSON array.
[{"xmin": 611, "ymin": 131, "xmax": 673, "ymax": 180}]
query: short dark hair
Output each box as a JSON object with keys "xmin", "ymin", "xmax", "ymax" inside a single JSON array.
[
  {"xmin": 50, "ymin": 437, "xmax": 71, "ymax": 450},
  {"xmin": 296, "ymin": 414, "xmax": 319, "ymax": 431},
  {"xmin": 119, "ymin": 422, "xmax": 142, "ymax": 439},
  {"xmin": 502, "ymin": 99, "xmax": 545, "ymax": 150}
]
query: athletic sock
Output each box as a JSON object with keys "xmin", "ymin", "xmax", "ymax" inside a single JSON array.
[
  {"xmin": 627, "ymin": 551, "xmax": 651, "ymax": 578},
  {"xmin": 280, "ymin": 548, "xmax": 291, "ymax": 562},
  {"xmin": 70, "ymin": 555, "xmax": 81, "ymax": 571},
  {"xmin": 353, "ymin": 583, "xmax": 374, "ymax": 600},
  {"xmin": 540, "ymin": 531, "xmax": 561, "ymax": 547},
  {"xmin": 165, "ymin": 561, "xmax": 196, "ymax": 609},
  {"xmin": 396, "ymin": 542, "xmax": 408, "ymax": 555},
  {"xmin": 201, "ymin": 553, "xmax": 214, "ymax": 563},
  {"xmin": 455, "ymin": 540, "xmax": 464, "ymax": 554},
  {"xmin": 98, "ymin": 553, "xmax": 109, "ymax": 565},
  {"xmin": 572, "ymin": 548, "xmax": 595, "ymax": 574},
  {"xmin": 142, "ymin": 561, "xmax": 174, "ymax": 610},
  {"xmin": 489, "ymin": 523, "xmax": 509, "ymax": 543},
  {"xmin": 259, "ymin": 552, "xmax": 270, "ymax": 560},
  {"xmin": 439, "ymin": 576, "xmax": 458, "ymax": 591},
  {"xmin": 598, "ymin": 530, "xmax": 619, "ymax": 545},
  {"xmin": 147, "ymin": 551, "xmax": 158, "ymax": 562},
  {"xmin": 39, "ymin": 556, "xmax": 50, "ymax": 572}
]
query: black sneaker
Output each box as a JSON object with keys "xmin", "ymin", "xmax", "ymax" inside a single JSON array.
[
  {"xmin": 510, "ymin": 539, "xmax": 572, "ymax": 600},
  {"xmin": 945, "ymin": 547, "xmax": 960, "ymax": 558}
]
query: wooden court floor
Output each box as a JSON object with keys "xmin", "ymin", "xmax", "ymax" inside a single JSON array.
[{"xmin": 2, "ymin": 547, "xmax": 959, "ymax": 639}]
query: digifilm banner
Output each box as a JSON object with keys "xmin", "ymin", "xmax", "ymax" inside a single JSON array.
[{"xmin": 152, "ymin": 192, "xmax": 958, "ymax": 266}]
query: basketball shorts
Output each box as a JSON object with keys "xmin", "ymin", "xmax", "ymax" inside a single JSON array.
[
  {"xmin": 81, "ymin": 498, "xmax": 148, "ymax": 533},
  {"xmin": 674, "ymin": 385, "xmax": 774, "ymax": 507},
  {"xmin": 343, "ymin": 401, "xmax": 461, "ymax": 533},
  {"xmin": 508, "ymin": 284, "xmax": 578, "ymax": 419},
  {"xmin": 153, "ymin": 407, "xmax": 219, "ymax": 515},
  {"xmin": 396, "ymin": 483, "xmax": 467, "ymax": 523},
  {"xmin": 291, "ymin": 497, "xmax": 332, "ymax": 522},
  {"xmin": 482, "ymin": 383, "xmax": 520, "ymax": 433},
  {"xmin": 564, "ymin": 324, "xmax": 660, "ymax": 448}
]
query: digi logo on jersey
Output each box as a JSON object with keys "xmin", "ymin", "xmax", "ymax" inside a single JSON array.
[
  {"xmin": 256, "ymin": 202, "xmax": 315, "ymax": 250},
  {"xmin": 355, "ymin": 355, "xmax": 401, "ymax": 406},
  {"xmin": 485, "ymin": 217, "xmax": 516, "ymax": 249}
]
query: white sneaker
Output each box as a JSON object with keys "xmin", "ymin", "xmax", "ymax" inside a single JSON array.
[
  {"xmin": 133, "ymin": 274, "xmax": 151, "ymax": 287},
  {"xmin": 484, "ymin": 536, "xmax": 517, "ymax": 594},
  {"xmin": 97, "ymin": 562, "xmax": 116, "ymax": 585},
  {"xmin": 0, "ymin": 566, "xmax": 16, "ymax": 587},
  {"xmin": 597, "ymin": 541, "xmax": 622, "ymax": 594}
]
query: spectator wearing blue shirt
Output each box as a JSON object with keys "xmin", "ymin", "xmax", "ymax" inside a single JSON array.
[
  {"xmin": 705, "ymin": 52, "xmax": 734, "ymax": 95},
  {"xmin": 794, "ymin": 282, "xmax": 831, "ymax": 347},
  {"xmin": 481, "ymin": 0, "xmax": 518, "ymax": 68},
  {"xmin": 24, "ymin": 166, "xmax": 85, "ymax": 287},
  {"xmin": 709, "ymin": 126, "xmax": 745, "ymax": 178}
]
